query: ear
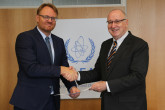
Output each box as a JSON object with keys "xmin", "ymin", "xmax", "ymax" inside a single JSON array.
[
  {"xmin": 36, "ymin": 15, "xmax": 39, "ymax": 22},
  {"xmin": 125, "ymin": 19, "xmax": 128, "ymax": 26}
]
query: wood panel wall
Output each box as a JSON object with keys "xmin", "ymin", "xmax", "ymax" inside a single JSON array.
[
  {"xmin": 127, "ymin": 0, "xmax": 165, "ymax": 110},
  {"xmin": 0, "ymin": 0, "xmax": 164, "ymax": 110},
  {"xmin": 0, "ymin": 9, "xmax": 37, "ymax": 110}
]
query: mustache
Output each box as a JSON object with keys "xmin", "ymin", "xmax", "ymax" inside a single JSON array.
[{"xmin": 46, "ymin": 21, "xmax": 54, "ymax": 24}]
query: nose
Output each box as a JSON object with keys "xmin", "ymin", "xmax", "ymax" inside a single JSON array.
[
  {"xmin": 111, "ymin": 22, "xmax": 116, "ymax": 28},
  {"xmin": 47, "ymin": 18, "xmax": 53, "ymax": 22}
]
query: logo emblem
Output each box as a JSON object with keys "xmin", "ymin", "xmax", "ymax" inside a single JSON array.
[{"xmin": 65, "ymin": 36, "xmax": 95, "ymax": 63}]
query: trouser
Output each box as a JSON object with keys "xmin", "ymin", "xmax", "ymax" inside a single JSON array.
[{"xmin": 14, "ymin": 95, "xmax": 56, "ymax": 110}]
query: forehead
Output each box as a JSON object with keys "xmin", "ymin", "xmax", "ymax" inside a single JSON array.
[
  {"xmin": 40, "ymin": 6, "xmax": 57, "ymax": 16},
  {"xmin": 108, "ymin": 10, "xmax": 125, "ymax": 20}
]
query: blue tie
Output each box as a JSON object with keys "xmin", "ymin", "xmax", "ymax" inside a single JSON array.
[
  {"xmin": 107, "ymin": 41, "xmax": 117, "ymax": 69},
  {"xmin": 45, "ymin": 37, "xmax": 53, "ymax": 64},
  {"xmin": 45, "ymin": 37, "xmax": 54, "ymax": 94}
]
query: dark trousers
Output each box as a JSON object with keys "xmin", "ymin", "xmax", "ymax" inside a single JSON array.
[{"xmin": 14, "ymin": 95, "xmax": 56, "ymax": 110}]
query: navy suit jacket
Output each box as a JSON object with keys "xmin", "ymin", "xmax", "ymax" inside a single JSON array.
[
  {"xmin": 78, "ymin": 31, "xmax": 149, "ymax": 110},
  {"xmin": 10, "ymin": 27, "xmax": 76, "ymax": 110}
]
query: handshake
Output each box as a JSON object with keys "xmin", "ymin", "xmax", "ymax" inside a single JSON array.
[
  {"xmin": 60, "ymin": 66, "xmax": 78, "ymax": 81},
  {"xmin": 60, "ymin": 66, "xmax": 107, "ymax": 92}
]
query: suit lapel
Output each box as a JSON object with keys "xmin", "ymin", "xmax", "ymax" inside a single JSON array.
[
  {"xmin": 104, "ymin": 39, "xmax": 113, "ymax": 69},
  {"xmin": 100, "ymin": 39, "xmax": 113, "ymax": 79},
  {"xmin": 106, "ymin": 34, "xmax": 131, "ymax": 79},
  {"xmin": 33, "ymin": 27, "xmax": 53, "ymax": 64}
]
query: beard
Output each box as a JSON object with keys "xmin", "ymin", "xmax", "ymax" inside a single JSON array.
[{"xmin": 38, "ymin": 23, "xmax": 55, "ymax": 34}]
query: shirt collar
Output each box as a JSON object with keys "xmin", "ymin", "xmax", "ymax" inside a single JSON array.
[
  {"xmin": 37, "ymin": 26, "xmax": 51, "ymax": 40},
  {"xmin": 113, "ymin": 31, "xmax": 128, "ymax": 47}
]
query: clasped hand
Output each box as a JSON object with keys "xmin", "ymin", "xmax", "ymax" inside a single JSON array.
[{"xmin": 61, "ymin": 66, "xmax": 78, "ymax": 81}]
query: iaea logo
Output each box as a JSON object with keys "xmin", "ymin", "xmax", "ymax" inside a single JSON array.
[{"xmin": 65, "ymin": 36, "xmax": 95, "ymax": 63}]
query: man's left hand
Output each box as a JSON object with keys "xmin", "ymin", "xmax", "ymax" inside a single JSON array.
[
  {"xmin": 69, "ymin": 86, "xmax": 80, "ymax": 99},
  {"xmin": 89, "ymin": 81, "xmax": 107, "ymax": 92}
]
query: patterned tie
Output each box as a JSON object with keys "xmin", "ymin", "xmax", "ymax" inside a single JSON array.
[
  {"xmin": 107, "ymin": 41, "xmax": 117, "ymax": 69},
  {"xmin": 45, "ymin": 37, "xmax": 53, "ymax": 64}
]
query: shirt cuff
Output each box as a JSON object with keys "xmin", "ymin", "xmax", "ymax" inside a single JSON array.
[
  {"xmin": 106, "ymin": 81, "xmax": 111, "ymax": 92},
  {"xmin": 77, "ymin": 72, "xmax": 80, "ymax": 81}
]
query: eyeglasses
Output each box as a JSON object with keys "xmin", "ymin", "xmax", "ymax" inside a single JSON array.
[
  {"xmin": 38, "ymin": 15, "xmax": 57, "ymax": 21},
  {"xmin": 107, "ymin": 19, "xmax": 126, "ymax": 25}
]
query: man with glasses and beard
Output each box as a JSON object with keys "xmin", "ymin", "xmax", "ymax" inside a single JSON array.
[{"xmin": 10, "ymin": 3, "xmax": 80, "ymax": 110}]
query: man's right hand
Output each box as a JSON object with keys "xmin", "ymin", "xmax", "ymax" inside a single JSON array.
[{"xmin": 60, "ymin": 66, "xmax": 78, "ymax": 81}]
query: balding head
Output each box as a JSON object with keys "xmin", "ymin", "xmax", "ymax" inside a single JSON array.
[{"xmin": 107, "ymin": 9, "xmax": 128, "ymax": 40}]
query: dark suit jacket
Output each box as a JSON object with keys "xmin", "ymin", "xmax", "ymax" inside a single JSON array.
[
  {"xmin": 10, "ymin": 27, "xmax": 76, "ymax": 110},
  {"xmin": 78, "ymin": 31, "xmax": 149, "ymax": 110}
]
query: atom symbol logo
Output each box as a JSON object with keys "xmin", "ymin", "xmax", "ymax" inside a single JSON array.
[
  {"xmin": 65, "ymin": 36, "xmax": 95, "ymax": 63},
  {"xmin": 71, "ymin": 36, "xmax": 88, "ymax": 58}
]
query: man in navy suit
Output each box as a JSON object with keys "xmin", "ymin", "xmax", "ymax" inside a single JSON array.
[
  {"xmin": 10, "ymin": 3, "xmax": 80, "ymax": 110},
  {"xmin": 66, "ymin": 9, "xmax": 149, "ymax": 110}
]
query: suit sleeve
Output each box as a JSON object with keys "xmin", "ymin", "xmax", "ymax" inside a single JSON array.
[
  {"xmin": 108, "ymin": 40, "xmax": 149, "ymax": 94},
  {"xmin": 59, "ymin": 39, "xmax": 77, "ymax": 91},
  {"xmin": 78, "ymin": 63, "xmax": 101, "ymax": 85}
]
